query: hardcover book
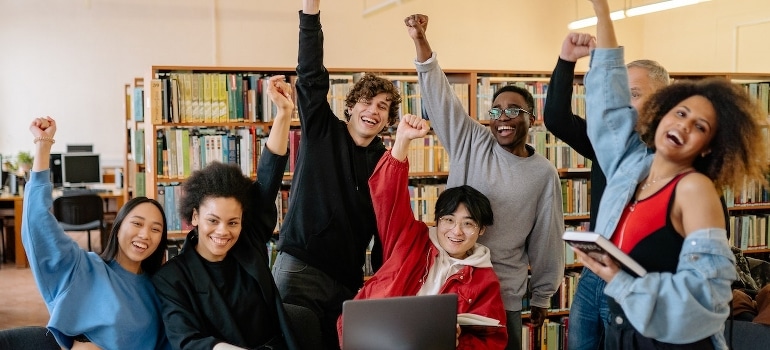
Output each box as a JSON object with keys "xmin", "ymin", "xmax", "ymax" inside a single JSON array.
[{"xmin": 562, "ymin": 231, "xmax": 647, "ymax": 277}]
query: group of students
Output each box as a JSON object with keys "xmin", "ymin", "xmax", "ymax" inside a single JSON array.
[{"xmin": 17, "ymin": 0, "xmax": 770, "ymax": 349}]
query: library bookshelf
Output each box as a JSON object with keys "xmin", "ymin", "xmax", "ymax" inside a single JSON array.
[{"xmin": 129, "ymin": 65, "xmax": 770, "ymax": 341}]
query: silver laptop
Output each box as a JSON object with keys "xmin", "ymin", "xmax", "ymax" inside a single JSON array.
[{"xmin": 342, "ymin": 294, "xmax": 457, "ymax": 350}]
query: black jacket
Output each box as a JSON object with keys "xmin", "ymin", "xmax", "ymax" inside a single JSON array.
[
  {"xmin": 153, "ymin": 149, "xmax": 299, "ymax": 350},
  {"xmin": 277, "ymin": 11, "xmax": 385, "ymax": 292},
  {"xmin": 543, "ymin": 57, "xmax": 606, "ymax": 231}
]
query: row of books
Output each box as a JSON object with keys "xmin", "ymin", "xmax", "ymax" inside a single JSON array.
[
  {"xmin": 561, "ymin": 178, "xmax": 591, "ymax": 217},
  {"xmin": 149, "ymin": 72, "xmax": 299, "ymax": 124},
  {"xmin": 143, "ymin": 73, "xmax": 769, "ymax": 127},
  {"xmin": 381, "ymin": 134, "xmax": 450, "ymax": 174},
  {"xmin": 522, "ymin": 272, "xmax": 581, "ymax": 316},
  {"xmin": 730, "ymin": 214, "xmax": 770, "ymax": 251},
  {"xmin": 743, "ymin": 82, "xmax": 770, "ymax": 116},
  {"xmin": 154, "ymin": 126, "xmax": 266, "ymax": 179},
  {"xmin": 409, "ymin": 183, "xmax": 448, "ymax": 223},
  {"xmin": 521, "ymin": 317, "xmax": 569, "ymax": 350},
  {"xmin": 723, "ymin": 176, "xmax": 770, "ymax": 208},
  {"xmin": 529, "ymin": 126, "xmax": 593, "ymax": 170}
]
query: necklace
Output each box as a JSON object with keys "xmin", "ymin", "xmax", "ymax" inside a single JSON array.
[
  {"xmin": 639, "ymin": 175, "xmax": 673, "ymax": 192},
  {"xmin": 630, "ymin": 168, "xmax": 693, "ymax": 212}
]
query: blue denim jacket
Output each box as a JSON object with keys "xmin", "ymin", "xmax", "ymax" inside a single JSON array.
[{"xmin": 585, "ymin": 48, "xmax": 736, "ymax": 349}]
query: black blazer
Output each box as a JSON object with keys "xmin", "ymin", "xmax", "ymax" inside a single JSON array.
[{"xmin": 153, "ymin": 149, "xmax": 298, "ymax": 350}]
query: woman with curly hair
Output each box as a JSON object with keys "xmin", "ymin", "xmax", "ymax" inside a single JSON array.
[
  {"xmin": 152, "ymin": 75, "xmax": 300, "ymax": 350},
  {"xmin": 572, "ymin": 0, "xmax": 770, "ymax": 349}
]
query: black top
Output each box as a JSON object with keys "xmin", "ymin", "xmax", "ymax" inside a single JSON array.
[
  {"xmin": 276, "ymin": 11, "xmax": 386, "ymax": 292},
  {"xmin": 543, "ymin": 57, "xmax": 606, "ymax": 231},
  {"xmin": 152, "ymin": 149, "xmax": 299, "ymax": 350}
]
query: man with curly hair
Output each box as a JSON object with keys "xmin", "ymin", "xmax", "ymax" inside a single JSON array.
[{"xmin": 271, "ymin": 1, "xmax": 402, "ymax": 348}]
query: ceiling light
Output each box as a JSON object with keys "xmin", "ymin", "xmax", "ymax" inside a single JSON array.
[
  {"xmin": 567, "ymin": 0, "xmax": 711, "ymax": 30},
  {"xmin": 568, "ymin": 10, "xmax": 626, "ymax": 30},
  {"xmin": 625, "ymin": 0, "xmax": 710, "ymax": 17}
]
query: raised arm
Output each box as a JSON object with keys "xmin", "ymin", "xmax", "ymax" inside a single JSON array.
[
  {"xmin": 296, "ymin": 0, "xmax": 334, "ymax": 136},
  {"xmin": 543, "ymin": 33, "xmax": 597, "ymax": 160},
  {"xmin": 302, "ymin": 0, "xmax": 318, "ymax": 14},
  {"xmin": 585, "ymin": 0, "xmax": 644, "ymax": 180},
  {"xmin": 248, "ymin": 75, "xmax": 293, "ymax": 241},
  {"xmin": 22, "ymin": 117, "xmax": 87, "ymax": 302},
  {"xmin": 408, "ymin": 13, "xmax": 483, "ymax": 156},
  {"xmin": 368, "ymin": 114, "xmax": 428, "ymax": 259},
  {"xmin": 405, "ymin": 14, "xmax": 432, "ymax": 63},
  {"xmin": 591, "ymin": 0, "xmax": 617, "ymax": 49},
  {"xmin": 265, "ymin": 75, "xmax": 293, "ymax": 156}
]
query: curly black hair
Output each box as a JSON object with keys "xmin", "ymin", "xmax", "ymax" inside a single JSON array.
[
  {"xmin": 179, "ymin": 162, "xmax": 253, "ymax": 225},
  {"xmin": 343, "ymin": 73, "xmax": 402, "ymax": 126},
  {"xmin": 637, "ymin": 77, "xmax": 769, "ymax": 191}
]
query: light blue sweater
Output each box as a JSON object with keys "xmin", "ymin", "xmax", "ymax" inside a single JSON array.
[{"xmin": 22, "ymin": 169, "xmax": 169, "ymax": 350}]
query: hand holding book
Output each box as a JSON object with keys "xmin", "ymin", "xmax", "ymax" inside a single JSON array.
[{"xmin": 562, "ymin": 231, "xmax": 647, "ymax": 279}]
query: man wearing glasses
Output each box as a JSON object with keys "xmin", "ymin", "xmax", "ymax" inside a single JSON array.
[{"xmin": 405, "ymin": 14, "xmax": 565, "ymax": 350}]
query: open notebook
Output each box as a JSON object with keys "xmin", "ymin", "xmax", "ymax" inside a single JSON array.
[{"xmin": 342, "ymin": 294, "xmax": 457, "ymax": 350}]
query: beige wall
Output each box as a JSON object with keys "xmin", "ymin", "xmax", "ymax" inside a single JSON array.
[{"xmin": 0, "ymin": 0, "xmax": 768, "ymax": 165}]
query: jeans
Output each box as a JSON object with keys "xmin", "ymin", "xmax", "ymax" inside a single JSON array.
[
  {"xmin": 568, "ymin": 268, "xmax": 610, "ymax": 350},
  {"xmin": 272, "ymin": 252, "xmax": 355, "ymax": 350}
]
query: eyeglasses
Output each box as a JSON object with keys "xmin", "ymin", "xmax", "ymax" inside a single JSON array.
[
  {"xmin": 437, "ymin": 216, "xmax": 480, "ymax": 235},
  {"xmin": 488, "ymin": 107, "xmax": 533, "ymax": 120}
]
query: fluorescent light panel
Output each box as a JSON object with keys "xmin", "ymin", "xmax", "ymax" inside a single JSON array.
[
  {"xmin": 567, "ymin": 0, "xmax": 710, "ymax": 30},
  {"xmin": 568, "ymin": 10, "xmax": 625, "ymax": 30}
]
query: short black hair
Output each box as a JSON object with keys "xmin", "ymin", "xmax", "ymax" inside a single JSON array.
[
  {"xmin": 492, "ymin": 85, "xmax": 535, "ymax": 115},
  {"xmin": 434, "ymin": 185, "xmax": 493, "ymax": 228},
  {"xmin": 100, "ymin": 197, "xmax": 168, "ymax": 274}
]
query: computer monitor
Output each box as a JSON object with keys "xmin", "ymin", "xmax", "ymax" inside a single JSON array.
[{"xmin": 61, "ymin": 153, "xmax": 102, "ymax": 188}]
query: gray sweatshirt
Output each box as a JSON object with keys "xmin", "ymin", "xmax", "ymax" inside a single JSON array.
[{"xmin": 415, "ymin": 53, "xmax": 565, "ymax": 311}]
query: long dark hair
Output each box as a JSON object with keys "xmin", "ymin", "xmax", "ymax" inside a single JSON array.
[{"xmin": 100, "ymin": 197, "xmax": 168, "ymax": 274}]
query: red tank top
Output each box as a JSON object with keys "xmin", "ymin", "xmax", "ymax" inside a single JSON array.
[{"xmin": 611, "ymin": 171, "xmax": 693, "ymax": 255}]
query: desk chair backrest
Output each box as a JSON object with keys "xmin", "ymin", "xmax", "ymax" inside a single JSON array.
[{"xmin": 53, "ymin": 194, "xmax": 104, "ymax": 252}]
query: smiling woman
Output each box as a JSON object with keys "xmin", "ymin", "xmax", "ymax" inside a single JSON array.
[
  {"xmin": 21, "ymin": 116, "xmax": 171, "ymax": 349},
  {"xmin": 150, "ymin": 75, "xmax": 302, "ymax": 350}
]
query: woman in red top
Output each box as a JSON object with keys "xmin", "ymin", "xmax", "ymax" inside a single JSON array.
[{"xmin": 337, "ymin": 114, "xmax": 507, "ymax": 349}]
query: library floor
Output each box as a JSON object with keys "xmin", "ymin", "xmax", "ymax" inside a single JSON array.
[
  {"xmin": 0, "ymin": 262, "xmax": 49, "ymax": 330},
  {"xmin": 0, "ymin": 230, "xmax": 108, "ymax": 331}
]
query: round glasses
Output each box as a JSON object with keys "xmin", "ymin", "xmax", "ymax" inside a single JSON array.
[
  {"xmin": 488, "ymin": 107, "xmax": 533, "ymax": 120},
  {"xmin": 437, "ymin": 216, "xmax": 480, "ymax": 235}
]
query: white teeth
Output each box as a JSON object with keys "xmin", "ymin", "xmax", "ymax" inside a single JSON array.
[
  {"xmin": 667, "ymin": 131, "xmax": 684, "ymax": 145},
  {"xmin": 132, "ymin": 242, "xmax": 148, "ymax": 249},
  {"xmin": 362, "ymin": 117, "xmax": 377, "ymax": 125},
  {"xmin": 211, "ymin": 236, "xmax": 229, "ymax": 245},
  {"xmin": 497, "ymin": 126, "xmax": 514, "ymax": 131}
]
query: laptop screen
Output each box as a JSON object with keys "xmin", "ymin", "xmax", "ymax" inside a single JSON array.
[{"xmin": 342, "ymin": 294, "xmax": 457, "ymax": 350}]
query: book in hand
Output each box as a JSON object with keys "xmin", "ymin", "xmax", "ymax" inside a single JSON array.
[
  {"xmin": 562, "ymin": 231, "xmax": 647, "ymax": 277},
  {"xmin": 457, "ymin": 313, "xmax": 503, "ymax": 334}
]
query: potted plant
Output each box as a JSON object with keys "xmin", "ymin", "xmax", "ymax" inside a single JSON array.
[{"xmin": 16, "ymin": 151, "xmax": 33, "ymax": 174}]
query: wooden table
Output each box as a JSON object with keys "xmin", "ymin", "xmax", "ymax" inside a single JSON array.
[{"xmin": 1, "ymin": 191, "xmax": 124, "ymax": 268}]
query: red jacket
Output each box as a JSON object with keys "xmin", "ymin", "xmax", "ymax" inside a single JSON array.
[{"xmin": 337, "ymin": 151, "xmax": 507, "ymax": 349}]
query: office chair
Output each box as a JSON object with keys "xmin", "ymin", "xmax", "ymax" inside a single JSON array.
[{"xmin": 53, "ymin": 193, "xmax": 104, "ymax": 252}]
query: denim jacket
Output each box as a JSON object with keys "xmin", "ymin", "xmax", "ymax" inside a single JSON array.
[{"xmin": 585, "ymin": 48, "xmax": 736, "ymax": 349}]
